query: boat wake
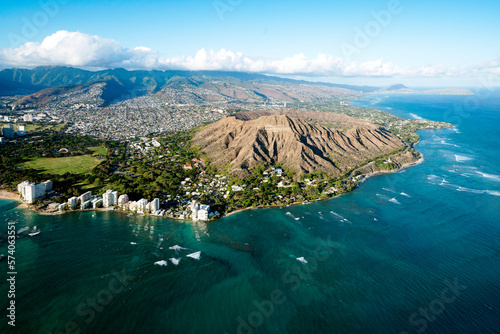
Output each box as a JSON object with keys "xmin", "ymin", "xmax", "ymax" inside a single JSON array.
[
  {"xmin": 455, "ymin": 154, "xmax": 473, "ymax": 162},
  {"xmin": 330, "ymin": 211, "xmax": 352, "ymax": 224},
  {"xmin": 475, "ymin": 171, "xmax": 500, "ymax": 182}
]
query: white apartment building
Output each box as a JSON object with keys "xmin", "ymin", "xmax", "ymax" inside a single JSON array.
[
  {"xmin": 190, "ymin": 200, "xmax": 210, "ymax": 221},
  {"xmin": 17, "ymin": 126, "xmax": 25, "ymax": 136},
  {"xmin": 79, "ymin": 191, "xmax": 92, "ymax": 207},
  {"xmin": 68, "ymin": 196, "xmax": 79, "ymax": 209},
  {"xmin": 17, "ymin": 180, "xmax": 52, "ymax": 203},
  {"xmin": 137, "ymin": 199, "xmax": 149, "ymax": 213},
  {"xmin": 150, "ymin": 198, "xmax": 160, "ymax": 213},
  {"xmin": 103, "ymin": 190, "xmax": 115, "ymax": 208},
  {"xmin": 117, "ymin": 194, "xmax": 129, "ymax": 206}
]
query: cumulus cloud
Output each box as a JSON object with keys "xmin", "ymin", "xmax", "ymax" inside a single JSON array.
[
  {"xmin": 0, "ymin": 30, "xmax": 493, "ymax": 79},
  {"xmin": 0, "ymin": 30, "xmax": 158, "ymax": 70}
]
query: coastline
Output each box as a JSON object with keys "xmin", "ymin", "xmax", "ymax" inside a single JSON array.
[
  {"xmin": 0, "ymin": 189, "xmax": 28, "ymax": 208},
  {"xmin": 223, "ymin": 153, "xmax": 425, "ymax": 219},
  {"xmin": 360, "ymin": 154, "xmax": 424, "ymax": 181},
  {"xmin": 0, "ymin": 153, "xmax": 425, "ymax": 221}
]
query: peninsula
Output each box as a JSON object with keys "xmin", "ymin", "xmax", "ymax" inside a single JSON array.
[{"xmin": 0, "ymin": 67, "xmax": 455, "ymax": 220}]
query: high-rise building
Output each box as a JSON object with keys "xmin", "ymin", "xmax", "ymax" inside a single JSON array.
[
  {"xmin": 117, "ymin": 194, "xmax": 129, "ymax": 206},
  {"xmin": 23, "ymin": 114, "xmax": 33, "ymax": 122},
  {"xmin": 78, "ymin": 191, "xmax": 92, "ymax": 207},
  {"xmin": 137, "ymin": 199, "xmax": 149, "ymax": 213},
  {"xmin": 17, "ymin": 126, "xmax": 25, "ymax": 136},
  {"xmin": 189, "ymin": 200, "xmax": 210, "ymax": 221},
  {"xmin": 112, "ymin": 191, "xmax": 119, "ymax": 206},
  {"xmin": 150, "ymin": 198, "xmax": 160, "ymax": 213},
  {"xmin": 2, "ymin": 124, "xmax": 15, "ymax": 139},
  {"xmin": 17, "ymin": 180, "xmax": 50, "ymax": 203},
  {"xmin": 103, "ymin": 190, "xmax": 115, "ymax": 208},
  {"xmin": 43, "ymin": 180, "xmax": 52, "ymax": 192},
  {"xmin": 68, "ymin": 196, "xmax": 79, "ymax": 209}
]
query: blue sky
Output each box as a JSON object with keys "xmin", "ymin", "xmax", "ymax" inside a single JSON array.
[{"xmin": 0, "ymin": 0, "xmax": 499, "ymax": 87}]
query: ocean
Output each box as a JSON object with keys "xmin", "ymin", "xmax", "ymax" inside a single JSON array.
[{"xmin": 1, "ymin": 93, "xmax": 499, "ymax": 334}]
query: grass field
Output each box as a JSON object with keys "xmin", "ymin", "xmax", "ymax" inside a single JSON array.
[
  {"xmin": 21, "ymin": 155, "xmax": 101, "ymax": 175},
  {"xmin": 89, "ymin": 146, "xmax": 107, "ymax": 156}
]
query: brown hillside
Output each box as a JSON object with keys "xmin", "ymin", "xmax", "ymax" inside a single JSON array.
[{"xmin": 192, "ymin": 114, "xmax": 404, "ymax": 178}]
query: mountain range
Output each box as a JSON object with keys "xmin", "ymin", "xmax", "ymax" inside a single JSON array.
[
  {"xmin": 0, "ymin": 67, "xmax": 474, "ymax": 108},
  {"xmin": 0, "ymin": 66, "xmax": 363, "ymax": 107}
]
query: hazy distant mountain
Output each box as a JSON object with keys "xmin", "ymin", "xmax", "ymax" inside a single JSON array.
[
  {"xmin": 379, "ymin": 84, "xmax": 409, "ymax": 91},
  {"xmin": 1, "ymin": 66, "xmax": 364, "ymax": 106},
  {"xmin": 0, "ymin": 67, "xmax": 474, "ymax": 108},
  {"xmin": 377, "ymin": 83, "xmax": 473, "ymax": 95}
]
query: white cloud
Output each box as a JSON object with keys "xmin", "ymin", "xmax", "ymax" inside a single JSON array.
[{"xmin": 0, "ymin": 30, "xmax": 495, "ymax": 79}]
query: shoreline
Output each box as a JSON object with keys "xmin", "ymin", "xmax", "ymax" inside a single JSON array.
[
  {"xmin": 0, "ymin": 190, "xmax": 28, "ymax": 208},
  {"xmin": 0, "ymin": 154, "xmax": 425, "ymax": 221},
  {"xmin": 223, "ymin": 154, "xmax": 425, "ymax": 219}
]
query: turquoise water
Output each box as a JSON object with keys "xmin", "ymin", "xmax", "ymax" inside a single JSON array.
[{"xmin": 1, "ymin": 94, "xmax": 499, "ymax": 333}]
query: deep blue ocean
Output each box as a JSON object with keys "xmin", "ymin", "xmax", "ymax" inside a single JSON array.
[{"xmin": 1, "ymin": 93, "xmax": 499, "ymax": 334}]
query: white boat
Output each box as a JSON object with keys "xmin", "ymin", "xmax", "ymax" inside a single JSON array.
[{"xmin": 28, "ymin": 226, "xmax": 41, "ymax": 237}]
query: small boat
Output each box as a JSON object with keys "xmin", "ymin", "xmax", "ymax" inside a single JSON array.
[{"xmin": 28, "ymin": 226, "xmax": 41, "ymax": 237}]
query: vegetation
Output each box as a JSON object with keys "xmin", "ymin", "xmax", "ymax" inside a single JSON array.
[
  {"xmin": 21, "ymin": 155, "xmax": 101, "ymax": 175},
  {"xmin": 0, "ymin": 107, "xmax": 426, "ymax": 217}
]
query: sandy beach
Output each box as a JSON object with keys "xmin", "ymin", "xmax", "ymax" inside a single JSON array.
[{"xmin": 0, "ymin": 189, "xmax": 28, "ymax": 208}]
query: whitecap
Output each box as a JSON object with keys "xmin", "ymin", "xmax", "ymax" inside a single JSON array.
[
  {"xmin": 169, "ymin": 245, "xmax": 186, "ymax": 253},
  {"xmin": 130, "ymin": 242, "xmax": 137, "ymax": 245},
  {"xmin": 330, "ymin": 211, "xmax": 352, "ymax": 224},
  {"xmin": 382, "ymin": 187, "xmax": 397, "ymax": 193},
  {"xmin": 286, "ymin": 212, "xmax": 300, "ymax": 220},
  {"xmin": 476, "ymin": 171, "xmax": 500, "ymax": 182},
  {"xmin": 409, "ymin": 113, "xmax": 424, "ymax": 120},
  {"xmin": 456, "ymin": 187, "xmax": 483, "ymax": 194},
  {"xmin": 456, "ymin": 187, "xmax": 500, "ymax": 197},
  {"xmin": 154, "ymin": 260, "xmax": 168, "ymax": 266},
  {"xmin": 389, "ymin": 198, "xmax": 401, "ymax": 205},
  {"xmin": 486, "ymin": 190, "xmax": 500, "ymax": 197},
  {"xmin": 170, "ymin": 258, "xmax": 181, "ymax": 266},
  {"xmin": 400, "ymin": 192, "xmax": 411, "ymax": 197},
  {"xmin": 296, "ymin": 257, "xmax": 308, "ymax": 264},
  {"xmin": 455, "ymin": 154, "xmax": 473, "ymax": 162},
  {"xmin": 186, "ymin": 251, "xmax": 201, "ymax": 260}
]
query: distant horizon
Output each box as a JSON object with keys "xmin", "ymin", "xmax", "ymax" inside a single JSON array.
[{"xmin": 1, "ymin": 1, "xmax": 499, "ymax": 88}]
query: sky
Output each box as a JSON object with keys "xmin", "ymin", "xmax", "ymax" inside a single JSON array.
[{"xmin": 0, "ymin": 0, "xmax": 499, "ymax": 87}]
